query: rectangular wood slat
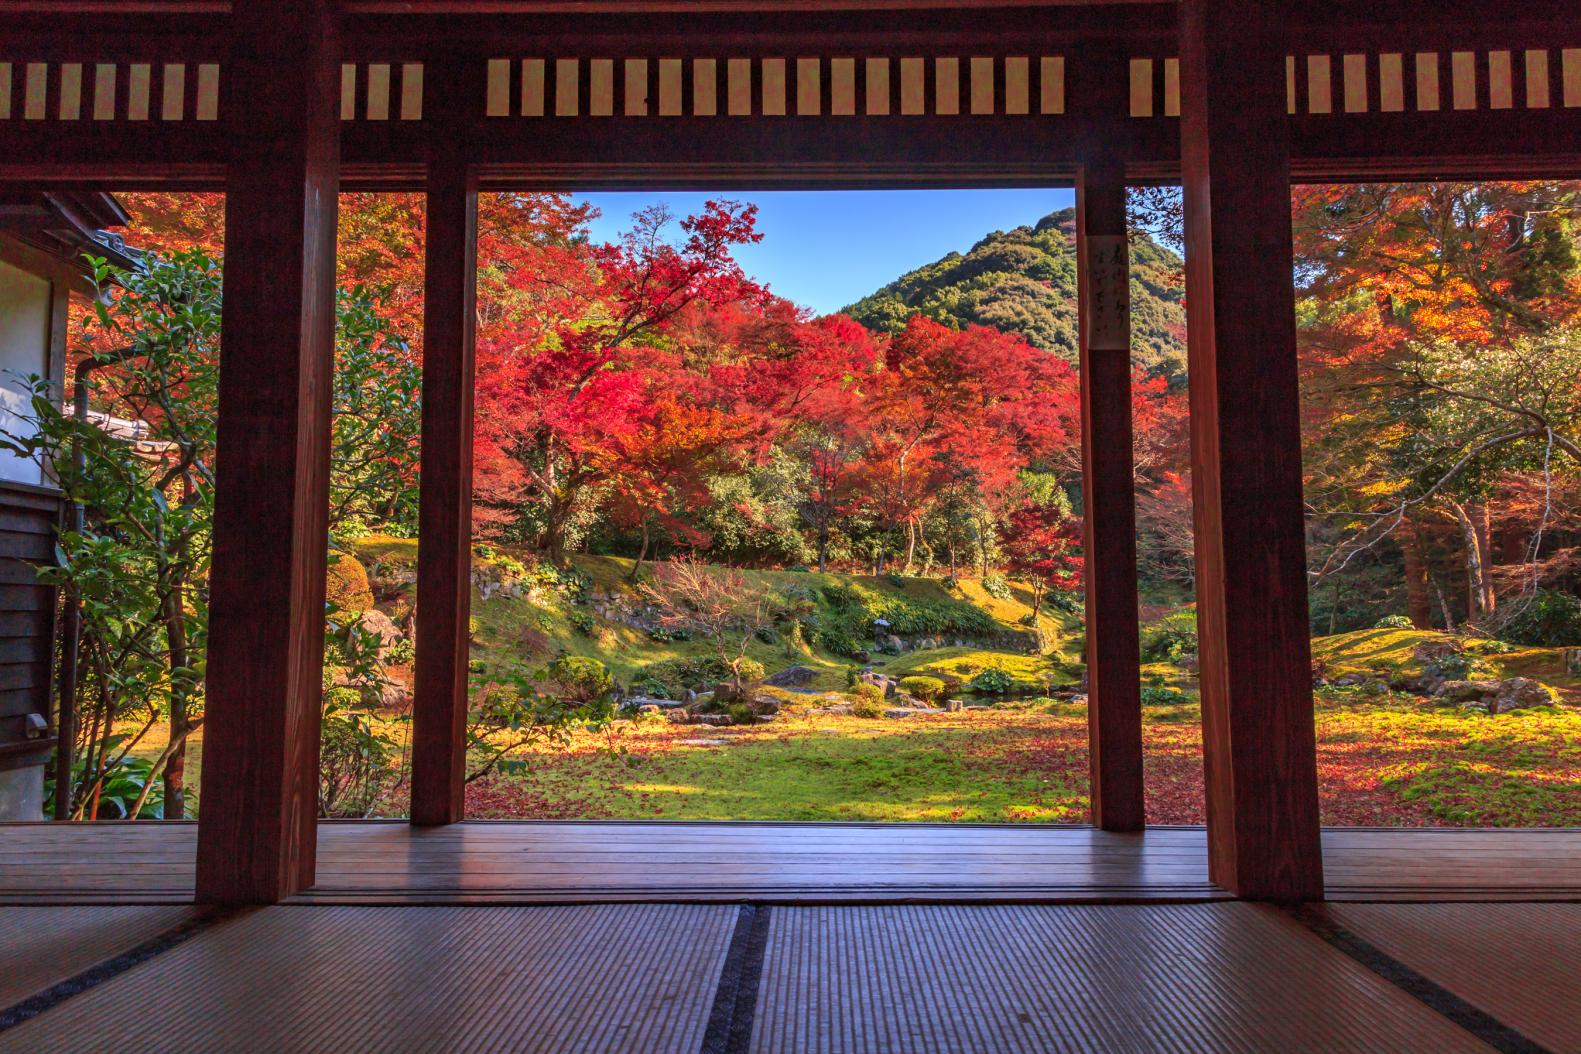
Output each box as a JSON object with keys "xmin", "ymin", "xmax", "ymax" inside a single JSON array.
[{"xmin": 4, "ymin": 824, "xmax": 1580, "ymax": 905}]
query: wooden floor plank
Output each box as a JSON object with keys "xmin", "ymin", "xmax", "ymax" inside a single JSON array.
[
  {"xmin": 1, "ymin": 822, "xmax": 1578, "ymax": 904},
  {"xmin": 0, "ymin": 905, "xmax": 737, "ymax": 1054},
  {"xmin": 1328, "ymin": 903, "xmax": 1581, "ymax": 1053},
  {"xmin": 751, "ymin": 904, "xmax": 1495, "ymax": 1053}
]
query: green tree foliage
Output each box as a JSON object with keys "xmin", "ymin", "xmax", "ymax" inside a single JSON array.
[
  {"xmin": 842, "ymin": 207, "xmax": 1188, "ymax": 379},
  {"xmin": 3, "ymin": 249, "xmax": 423, "ymax": 820}
]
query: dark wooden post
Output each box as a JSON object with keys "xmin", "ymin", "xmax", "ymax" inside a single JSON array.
[
  {"xmin": 1179, "ymin": 0, "xmax": 1324, "ymax": 900},
  {"xmin": 1077, "ymin": 157, "xmax": 1145, "ymax": 832},
  {"xmin": 410, "ymin": 85, "xmax": 479, "ymax": 826},
  {"xmin": 194, "ymin": 0, "xmax": 339, "ymax": 905}
]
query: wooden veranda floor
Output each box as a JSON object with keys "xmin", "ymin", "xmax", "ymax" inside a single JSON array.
[
  {"xmin": 2, "ymin": 824, "xmax": 1579, "ymax": 1051},
  {"xmin": 2, "ymin": 821, "xmax": 1580, "ymax": 904}
]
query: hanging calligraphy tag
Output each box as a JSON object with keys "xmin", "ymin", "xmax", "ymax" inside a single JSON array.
[{"xmin": 1085, "ymin": 235, "xmax": 1130, "ymax": 351}]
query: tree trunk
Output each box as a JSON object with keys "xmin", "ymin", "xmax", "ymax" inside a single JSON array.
[
  {"xmin": 1449, "ymin": 500, "xmax": 1493, "ymax": 623},
  {"xmin": 630, "ymin": 520, "xmax": 650, "ymax": 580},
  {"xmin": 1468, "ymin": 502, "xmax": 1496, "ymax": 615},
  {"xmin": 1430, "ymin": 571, "xmax": 1456, "ymax": 633},
  {"xmin": 902, "ymin": 518, "xmax": 917, "ymax": 575},
  {"xmin": 1401, "ymin": 520, "xmax": 1433, "ymax": 629},
  {"xmin": 816, "ymin": 521, "xmax": 830, "ymax": 573},
  {"xmin": 162, "ymin": 584, "xmax": 190, "ymax": 819}
]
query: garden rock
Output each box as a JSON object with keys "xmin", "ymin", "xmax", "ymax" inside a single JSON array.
[
  {"xmin": 813, "ymin": 703, "xmax": 854, "ymax": 716},
  {"xmin": 1492, "ymin": 677, "xmax": 1556, "ymax": 713},
  {"xmin": 694, "ymin": 713, "xmax": 734, "ymax": 727},
  {"xmin": 627, "ymin": 695, "xmax": 686, "ymax": 709},
  {"xmin": 858, "ymin": 670, "xmax": 898, "ymax": 698},
  {"xmin": 750, "ymin": 693, "xmax": 783, "ymax": 716},
  {"xmin": 358, "ymin": 609, "xmax": 406, "ymax": 653},
  {"xmin": 1565, "ymin": 648, "xmax": 1581, "ymax": 675},
  {"xmin": 1432, "ymin": 679, "xmax": 1503, "ymax": 702},
  {"xmin": 765, "ymin": 665, "xmax": 815, "ymax": 688},
  {"xmin": 665, "ymin": 709, "xmax": 691, "ymax": 724},
  {"xmin": 378, "ymin": 681, "xmax": 412, "ymax": 710},
  {"xmin": 636, "ymin": 704, "xmax": 662, "ymax": 716},
  {"xmin": 1413, "ymin": 639, "xmax": 1464, "ymax": 663},
  {"xmin": 1433, "ymin": 676, "xmax": 1556, "ymax": 713}
]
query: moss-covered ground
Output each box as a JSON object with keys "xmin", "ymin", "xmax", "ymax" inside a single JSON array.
[{"xmin": 125, "ymin": 543, "xmax": 1580, "ymax": 827}]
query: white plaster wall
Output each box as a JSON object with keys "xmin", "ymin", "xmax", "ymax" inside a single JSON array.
[{"xmin": 0, "ymin": 258, "xmax": 51, "ymax": 487}]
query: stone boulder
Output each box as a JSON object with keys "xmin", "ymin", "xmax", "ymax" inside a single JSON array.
[
  {"xmin": 1491, "ymin": 677, "xmax": 1557, "ymax": 714},
  {"xmin": 1413, "ymin": 638, "xmax": 1465, "ymax": 663},
  {"xmin": 358, "ymin": 609, "xmax": 406, "ymax": 654},
  {"xmin": 1564, "ymin": 648, "xmax": 1581, "ymax": 675},
  {"xmin": 857, "ymin": 669, "xmax": 898, "ymax": 699},
  {"xmin": 378, "ymin": 680, "xmax": 412, "ymax": 710},
  {"xmin": 1432, "ymin": 679, "xmax": 1503, "ymax": 703},
  {"xmin": 765, "ymin": 665, "xmax": 815, "ymax": 688},
  {"xmin": 749, "ymin": 693, "xmax": 783, "ymax": 716},
  {"xmin": 1433, "ymin": 676, "xmax": 1557, "ymax": 713}
]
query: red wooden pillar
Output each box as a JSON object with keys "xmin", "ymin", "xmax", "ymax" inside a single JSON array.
[
  {"xmin": 410, "ymin": 116, "xmax": 479, "ymax": 826},
  {"xmin": 195, "ymin": 0, "xmax": 339, "ymax": 904},
  {"xmin": 1179, "ymin": 0, "xmax": 1324, "ymax": 900},
  {"xmin": 1077, "ymin": 157, "xmax": 1145, "ymax": 832}
]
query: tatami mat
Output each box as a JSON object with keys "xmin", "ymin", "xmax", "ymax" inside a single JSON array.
[
  {"xmin": 0, "ymin": 904, "xmax": 737, "ymax": 1053},
  {"xmin": 1329, "ymin": 902, "xmax": 1581, "ymax": 1053},
  {"xmin": 0, "ymin": 905, "xmax": 196, "ymax": 1008},
  {"xmin": 749, "ymin": 903, "xmax": 1495, "ymax": 1053}
]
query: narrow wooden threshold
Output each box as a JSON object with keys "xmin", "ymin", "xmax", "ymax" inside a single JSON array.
[{"xmin": 2, "ymin": 821, "xmax": 1578, "ymax": 905}]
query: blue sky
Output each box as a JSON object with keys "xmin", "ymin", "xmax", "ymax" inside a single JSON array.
[{"xmin": 580, "ymin": 189, "xmax": 1076, "ymax": 316}]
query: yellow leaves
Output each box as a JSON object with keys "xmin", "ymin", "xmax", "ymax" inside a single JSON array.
[{"xmin": 1358, "ymin": 478, "xmax": 1405, "ymax": 499}]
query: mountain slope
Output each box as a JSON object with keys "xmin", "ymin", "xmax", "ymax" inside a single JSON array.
[{"xmin": 842, "ymin": 207, "xmax": 1188, "ymax": 379}]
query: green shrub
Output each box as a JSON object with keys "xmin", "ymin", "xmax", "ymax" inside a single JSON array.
[
  {"xmin": 1142, "ymin": 610, "xmax": 1198, "ymax": 663},
  {"xmin": 1494, "ymin": 590, "xmax": 1581, "ymax": 648},
  {"xmin": 568, "ymin": 609, "xmax": 595, "ymax": 635},
  {"xmin": 648, "ymin": 626, "xmax": 691, "ymax": 642},
  {"xmin": 467, "ymin": 658, "xmax": 487, "ymax": 674},
  {"xmin": 385, "ymin": 636, "xmax": 415, "ymax": 666},
  {"xmin": 326, "ymin": 553, "xmax": 375, "ymax": 613},
  {"xmin": 885, "ymin": 572, "xmax": 906, "ymax": 587},
  {"xmin": 816, "ymin": 582, "xmax": 993, "ymax": 659},
  {"xmin": 982, "ymin": 575, "xmax": 1012, "ymax": 600},
  {"xmin": 725, "ymin": 701, "xmax": 757, "ymax": 725},
  {"xmin": 969, "ymin": 668, "xmax": 1015, "ymax": 694},
  {"xmin": 734, "ymin": 658, "xmax": 767, "ymax": 685},
  {"xmin": 1374, "ymin": 615, "xmax": 1414, "ymax": 629},
  {"xmin": 1140, "ymin": 685, "xmax": 1191, "ymax": 706},
  {"xmin": 543, "ymin": 655, "xmax": 612, "ymax": 704},
  {"xmin": 899, "ymin": 675, "xmax": 947, "ymax": 702},
  {"xmin": 635, "ymin": 656, "xmax": 733, "ymax": 695},
  {"xmin": 852, "ymin": 683, "xmax": 885, "ymax": 718},
  {"xmin": 754, "ymin": 625, "xmax": 778, "ymax": 644},
  {"xmin": 1045, "ymin": 589, "xmax": 1083, "ymax": 616}
]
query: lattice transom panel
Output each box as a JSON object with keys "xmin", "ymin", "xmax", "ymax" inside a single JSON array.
[
  {"xmin": 483, "ymin": 55, "xmax": 1067, "ymax": 118},
  {"xmin": 1128, "ymin": 47, "xmax": 1581, "ymax": 117},
  {"xmin": 0, "ymin": 61, "xmax": 220, "ymax": 122}
]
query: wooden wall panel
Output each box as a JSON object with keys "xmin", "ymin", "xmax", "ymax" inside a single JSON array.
[{"xmin": 0, "ymin": 481, "xmax": 59, "ymax": 770}]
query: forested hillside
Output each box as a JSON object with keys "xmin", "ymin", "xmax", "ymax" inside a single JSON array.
[{"xmin": 843, "ymin": 206, "xmax": 1188, "ymax": 379}]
